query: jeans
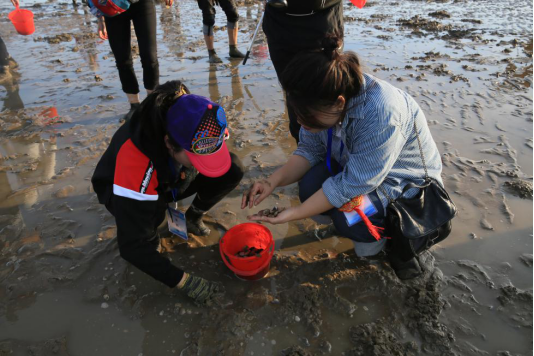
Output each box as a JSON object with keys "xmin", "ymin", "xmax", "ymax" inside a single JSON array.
[
  {"xmin": 299, "ymin": 161, "xmax": 387, "ymax": 256},
  {"xmin": 105, "ymin": 0, "xmax": 159, "ymax": 94}
]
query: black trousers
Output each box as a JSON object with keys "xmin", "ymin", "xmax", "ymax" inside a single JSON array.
[
  {"xmin": 174, "ymin": 152, "xmax": 244, "ymax": 211},
  {"xmin": 197, "ymin": 0, "xmax": 239, "ymax": 27},
  {"xmin": 105, "ymin": 0, "xmax": 159, "ymax": 94},
  {"xmin": 262, "ymin": 2, "xmax": 344, "ymax": 142},
  {"xmin": 0, "ymin": 36, "xmax": 9, "ymax": 67}
]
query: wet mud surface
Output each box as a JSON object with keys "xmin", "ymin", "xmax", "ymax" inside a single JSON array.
[{"xmin": 0, "ymin": 0, "xmax": 532, "ymax": 355}]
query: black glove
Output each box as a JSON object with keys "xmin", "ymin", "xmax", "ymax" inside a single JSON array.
[{"xmin": 178, "ymin": 274, "xmax": 224, "ymax": 304}]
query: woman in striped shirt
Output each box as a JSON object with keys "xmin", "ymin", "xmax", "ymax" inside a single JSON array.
[{"xmin": 241, "ymin": 34, "xmax": 443, "ymax": 280}]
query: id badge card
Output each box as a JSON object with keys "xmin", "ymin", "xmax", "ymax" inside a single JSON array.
[
  {"xmin": 343, "ymin": 194, "xmax": 378, "ymax": 227},
  {"xmin": 167, "ymin": 204, "xmax": 188, "ymax": 240}
]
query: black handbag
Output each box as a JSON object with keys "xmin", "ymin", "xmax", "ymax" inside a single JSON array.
[{"xmin": 380, "ymin": 121, "xmax": 457, "ymax": 263}]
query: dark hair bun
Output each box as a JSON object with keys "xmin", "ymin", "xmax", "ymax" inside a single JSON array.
[{"xmin": 321, "ymin": 34, "xmax": 343, "ymax": 60}]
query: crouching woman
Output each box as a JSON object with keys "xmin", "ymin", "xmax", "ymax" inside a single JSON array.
[
  {"xmin": 92, "ymin": 80, "xmax": 244, "ymax": 303},
  {"xmin": 242, "ymin": 35, "xmax": 443, "ymax": 280}
]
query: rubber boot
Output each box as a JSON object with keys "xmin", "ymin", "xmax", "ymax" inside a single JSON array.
[
  {"xmin": 229, "ymin": 45, "xmax": 245, "ymax": 58},
  {"xmin": 208, "ymin": 49, "xmax": 223, "ymax": 64},
  {"xmin": 388, "ymin": 254, "xmax": 422, "ymax": 280},
  {"xmin": 185, "ymin": 205, "xmax": 211, "ymax": 236},
  {"xmin": 121, "ymin": 102, "xmax": 140, "ymax": 123}
]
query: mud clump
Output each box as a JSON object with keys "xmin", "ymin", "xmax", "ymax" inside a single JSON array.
[
  {"xmin": 281, "ymin": 283, "xmax": 323, "ymax": 336},
  {"xmin": 428, "ymin": 10, "xmax": 451, "ymax": 19},
  {"xmin": 504, "ymin": 179, "xmax": 533, "ymax": 199},
  {"xmin": 349, "ymin": 323, "xmax": 418, "ymax": 356},
  {"xmin": 498, "ymin": 285, "xmax": 533, "ymax": 306},
  {"xmin": 37, "ymin": 33, "xmax": 73, "ymax": 44},
  {"xmin": 398, "ymin": 16, "xmax": 452, "ymax": 32}
]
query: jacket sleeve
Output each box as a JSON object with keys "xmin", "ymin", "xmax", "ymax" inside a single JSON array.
[
  {"xmin": 321, "ymin": 107, "xmax": 407, "ymax": 208},
  {"xmin": 112, "ymin": 195, "xmax": 184, "ymax": 288}
]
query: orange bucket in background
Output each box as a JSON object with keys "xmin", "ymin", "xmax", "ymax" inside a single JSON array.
[
  {"xmin": 219, "ymin": 223, "xmax": 274, "ymax": 281},
  {"xmin": 9, "ymin": 6, "xmax": 35, "ymax": 36},
  {"xmin": 40, "ymin": 107, "xmax": 58, "ymax": 119}
]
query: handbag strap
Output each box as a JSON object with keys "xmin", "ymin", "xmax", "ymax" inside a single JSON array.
[
  {"xmin": 377, "ymin": 119, "xmax": 430, "ymax": 203},
  {"xmin": 413, "ymin": 120, "xmax": 429, "ymax": 181}
]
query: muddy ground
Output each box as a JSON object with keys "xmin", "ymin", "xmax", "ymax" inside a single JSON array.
[{"xmin": 0, "ymin": 0, "xmax": 532, "ymax": 355}]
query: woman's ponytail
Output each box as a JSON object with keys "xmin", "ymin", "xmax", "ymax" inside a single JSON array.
[
  {"xmin": 280, "ymin": 33, "xmax": 364, "ymax": 128},
  {"xmin": 321, "ymin": 34, "xmax": 342, "ymax": 61},
  {"xmin": 137, "ymin": 80, "xmax": 190, "ymax": 159}
]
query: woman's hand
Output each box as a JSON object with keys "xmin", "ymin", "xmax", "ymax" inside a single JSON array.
[
  {"xmin": 247, "ymin": 206, "xmax": 295, "ymax": 225},
  {"xmin": 97, "ymin": 17, "xmax": 108, "ymax": 40},
  {"xmin": 10, "ymin": 0, "xmax": 19, "ymax": 7},
  {"xmin": 241, "ymin": 179, "xmax": 276, "ymax": 209}
]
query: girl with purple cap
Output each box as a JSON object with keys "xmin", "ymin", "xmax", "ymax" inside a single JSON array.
[{"xmin": 92, "ymin": 80, "xmax": 244, "ymax": 303}]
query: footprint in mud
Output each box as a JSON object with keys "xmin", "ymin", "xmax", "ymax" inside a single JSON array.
[{"xmin": 335, "ymin": 286, "xmax": 392, "ymax": 325}]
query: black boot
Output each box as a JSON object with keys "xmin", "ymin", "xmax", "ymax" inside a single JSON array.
[
  {"xmin": 208, "ymin": 49, "xmax": 223, "ymax": 64},
  {"xmin": 229, "ymin": 45, "xmax": 245, "ymax": 58},
  {"xmin": 185, "ymin": 205, "xmax": 211, "ymax": 236},
  {"xmin": 121, "ymin": 102, "xmax": 140, "ymax": 123},
  {"xmin": 388, "ymin": 254, "xmax": 422, "ymax": 280}
]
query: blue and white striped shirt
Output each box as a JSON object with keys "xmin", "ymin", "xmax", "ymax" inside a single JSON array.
[{"xmin": 293, "ymin": 74, "xmax": 443, "ymax": 211}]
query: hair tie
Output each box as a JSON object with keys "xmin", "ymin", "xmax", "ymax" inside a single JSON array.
[
  {"xmin": 322, "ymin": 45, "xmax": 342, "ymax": 60},
  {"xmin": 174, "ymin": 87, "xmax": 187, "ymax": 100}
]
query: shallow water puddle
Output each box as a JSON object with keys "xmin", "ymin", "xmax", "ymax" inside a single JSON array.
[{"xmin": 0, "ymin": 290, "xmax": 145, "ymax": 355}]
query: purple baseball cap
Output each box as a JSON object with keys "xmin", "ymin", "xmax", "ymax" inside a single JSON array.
[{"xmin": 167, "ymin": 94, "xmax": 231, "ymax": 177}]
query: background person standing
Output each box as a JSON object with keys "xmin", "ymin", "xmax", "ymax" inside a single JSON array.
[
  {"xmin": 91, "ymin": 0, "xmax": 166, "ymax": 121},
  {"xmin": 262, "ymin": 0, "xmax": 344, "ymax": 142},
  {"xmin": 197, "ymin": 0, "xmax": 246, "ymax": 63}
]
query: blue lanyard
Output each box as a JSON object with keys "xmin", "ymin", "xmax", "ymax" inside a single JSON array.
[
  {"xmin": 168, "ymin": 158, "xmax": 178, "ymax": 202},
  {"xmin": 326, "ymin": 128, "xmax": 344, "ymax": 176}
]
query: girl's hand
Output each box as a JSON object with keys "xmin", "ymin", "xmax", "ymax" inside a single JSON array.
[
  {"xmin": 11, "ymin": 0, "xmax": 19, "ymax": 7},
  {"xmin": 165, "ymin": 0, "xmax": 173, "ymax": 6},
  {"xmin": 247, "ymin": 207, "xmax": 295, "ymax": 225},
  {"xmin": 241, "ymin": 179, "xmax": 275, "ymax": 209},
  {"xmin": 97, "ymin": 17, "xmax": 108, "ymax": 40}
]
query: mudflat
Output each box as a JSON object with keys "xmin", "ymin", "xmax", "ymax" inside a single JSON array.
[{"xmin": 0, "ymin": 0, "xmax": 531, "ymax": 355}]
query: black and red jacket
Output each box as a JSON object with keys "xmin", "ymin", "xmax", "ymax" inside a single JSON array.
[{"xmin": 92, "ymin": 114, "xmax": 185, "ymax": 288}]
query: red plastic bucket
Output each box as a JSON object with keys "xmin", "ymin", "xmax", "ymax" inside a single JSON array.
[
  {"xmin": 9, "ymin": 8, "xmax": 35, "ymax": 36},
  {"xmin": 219, "ymin": 223, "xmax": 274, "ymax": 280}
]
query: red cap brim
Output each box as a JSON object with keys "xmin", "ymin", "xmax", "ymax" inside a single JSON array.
[{"xmin": 185, "ymin": 141, "xmax": 231, "ymax": 178}]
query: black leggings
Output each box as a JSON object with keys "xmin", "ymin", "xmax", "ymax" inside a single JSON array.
[
  {"xmin": 175, "ymin": 152, "xmax": 244, "ymax": 211},
  {"xmin": 0, "ymin": 36, "xmax": 9, "ymax": 67},
  {"xmin": 263, "ymin": 3, "xmax": 343, "ymax": 142},
  {"xmin": 105, "ymin": 0, "xmax": 159, "ymax": 94}
]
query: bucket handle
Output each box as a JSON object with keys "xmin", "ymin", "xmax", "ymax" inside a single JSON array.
[{"xmin": 219, "ymin": 239, "xmax": 274, "ymax": 277}]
